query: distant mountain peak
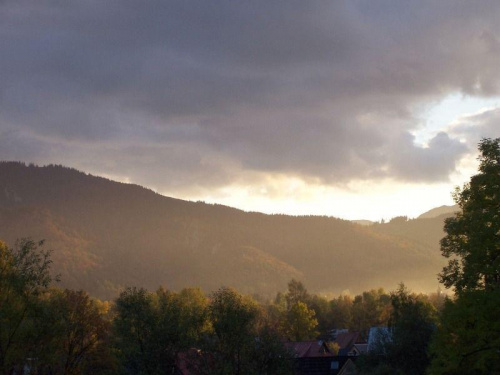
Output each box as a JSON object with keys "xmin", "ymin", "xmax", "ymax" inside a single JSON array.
[{"xmin": 418, "ymin": 205, "xmax": 459, "ymax": 219}]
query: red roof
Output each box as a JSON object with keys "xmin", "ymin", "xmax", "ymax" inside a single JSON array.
[
  {"xmin": 284, "ymin": 340, "xmax": 334, "ymax": 358},
  {"xmin": 334, "ymin": 332, "xmax": 364, "ymax": 349}
]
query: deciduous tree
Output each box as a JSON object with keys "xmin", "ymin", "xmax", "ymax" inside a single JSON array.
[
  {"xmin": 430, "ymin": 138, "xmax": 500, "ymax": 373},
  {"xmin": 387, "ymin": 285, "xmax": 437, "ymax": 375},
  {"xmin": 429, "ymin": 289, "xmax": 500, "ymax": 374},
  {"xmin": 0, "ymin": 239, "xmax": 54, "ymax": 374},
  {"xmin": 209, "ymin": 287, "xmax": 260, "ymax": 374},
  {"xmin": 439, "ymin": 137, "xmax": 500, "ymax": 293},
  {"xmin": 283, "ymin": 301, "xmax": 319, "ymax": 341}
]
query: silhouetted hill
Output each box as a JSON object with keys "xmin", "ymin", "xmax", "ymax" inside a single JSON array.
[
  {"xmin": 0, "ymin": 162, "xmax": 449, "ymax": 299},
  {"xmin": 418, "ymin": 205, "xmax": 459, "ymax": 219}
]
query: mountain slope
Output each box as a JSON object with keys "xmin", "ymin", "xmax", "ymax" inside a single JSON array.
[
  {"xmin": 0, "ymin": 162, "xmax": 448, "ymax": 299},
  {"xmin": 418, "ymin": 205, "xmax": 459, "ymax": 219}
]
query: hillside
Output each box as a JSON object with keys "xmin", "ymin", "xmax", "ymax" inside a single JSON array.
[
  {"xmin": 417, "ymin": 205, "xmax": 459, "ymax": 219},
  {"xmin": 0, "ymin": 162, "xmax": 450, "ymax": 299},
  {"xmin": 368, "ymin": 215, "xmax": 451, "ymax": 254}
]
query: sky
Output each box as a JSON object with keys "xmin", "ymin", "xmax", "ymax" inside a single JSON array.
[{"xmin": 1, "ymin": 1, "xmax": 499, "ymax": 221}]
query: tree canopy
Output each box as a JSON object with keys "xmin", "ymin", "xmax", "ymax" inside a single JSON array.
[
  {"xmin": 0, "ymin": 239, "xmax": 54, "ymax": 373},
  {"xmin": 439, "ymin": 137, "xmax": 500, "ymax": 293},
  {"xmin": 430, "ymin": 138, "xmax": 500, "ymax": 374}
]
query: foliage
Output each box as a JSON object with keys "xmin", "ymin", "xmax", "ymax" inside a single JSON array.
[
  {"xmin": 285, "ymin": 279, "xmax": 310, "ymax": 308},
  {"xmin": 207, "ymin": 287, "xmax": 293, "ymax": 375},
  {"xmin": 351, "ymin": 288, "xmax": 391, "ymax": 338},
  {"xmin": 35, "ymin": 289, "xmax": 113, "ymax": 374},
  {"xmin": 329, "ymin": 294, "xmax": 353, "ymax": 329},
  {"xmin": 4, "ymin": 234, "xmax": 480, "ymax": 374},
  {"xmin": 308, "ymin": 294, "xmax": 331, "ymax": 332},
  {"xmin": 387, "ymin": 284, "xmax": 437, "ymax": 375},
  {"xmin": 0, "ymin": 239, "xmax": 113, "ymax": 374},
  {"xmin": 439, "ymin": 138, "xmax": 500, "ymax": 293},
  {"xmin": 429, "ymin": 138, "xmax": 500, "ymax": 374},
  {"xmin": 250, "ymin": 325, "xmax": 294, "ymax": 375},
  {"xmin": 174, "ymin": 287, "xmax": 212, "ymax": 347},
  {"xmin": 208, "ymin": 287, "xmax": 260, "ymax": 374},
  {"xmin": 0, "ymin": 239, "xmax": 54, "ymax": 373},
  {"xmin": 429, "ymin": 289, "xmax": 500, "ymax": 374},
  {"xmin": 113, "ymin": 286, "xmax": 211, "ymax": 374},
  {"xmin": 283, "ymin": 301, "xmax": 319, "ymax": 341},
  {"xmin": 112, "ymin": 287, "xmax": 161, "ymax": 374},
  {"xmin": 268, "ymin": 282, "xmax": 394, "ymax": 340},
  {"xmin": 358, "ymin": 285, "xmax": 437, "ymax": 375}
]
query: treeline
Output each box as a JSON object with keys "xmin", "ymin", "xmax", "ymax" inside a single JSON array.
[{"xmin": 1, "ymin": 238, "xmax": 446, "ymax": 375}]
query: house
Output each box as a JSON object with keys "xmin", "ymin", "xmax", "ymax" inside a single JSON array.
[
  {"xmin": 353, "ymin": 343, "xmax": 368, "ymax": 355},
  {"xmin": 338, "ymin": 359, "xmax": 357, "ymax": 375},
  {"xmin": 333, "ymin": 332, "xmax": 366, "ymax": 356},
  {"xmin": 284, "ymin": 340, "xmax": 359, "ymax": 375},
  {"xmin": 284, "ymin": 340, "xmax": 333, "ymax": 359}
]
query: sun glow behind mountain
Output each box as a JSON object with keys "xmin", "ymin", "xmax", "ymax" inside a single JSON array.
[
  {"xmin": 1, "ymin": 2, "xmax": 500, "ymax": 221},
  {"xmin": 159, "ymin": 93, "xmax": 499, "ymax": 221}
]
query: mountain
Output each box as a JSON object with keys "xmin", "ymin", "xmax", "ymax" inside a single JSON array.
[
  {"xmin": 418, "ymin": 205, "xmax": 459, "ymax": 219},
  {"xmin": 368, "ymin": 215, "xmax": 451, "ymax": 257},
  {"xmin": 0, "ymin": 162, "xmax": 450, "ymax": 299}
]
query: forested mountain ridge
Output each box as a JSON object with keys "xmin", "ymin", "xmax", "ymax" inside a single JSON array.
[{"xmin": 0, "ymin": 162, "xmax": 449, "ymax": 299}]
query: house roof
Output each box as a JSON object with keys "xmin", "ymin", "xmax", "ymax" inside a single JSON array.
[
  {"xmin": 334, "ymin": 332, "xmax": 363, "ymax": 348},
  {"xmin": 284, "ymin": 340, "xmax": 333, "ymax": 358},
  {"xmin": 338, "ymin": 359, "xmax": 358, "ymax": 375},
  {"xmin": 353, "ymin": 343, "xmax": 368, "ymax": 354},
  {"xmin": 333, "ymin": 332, "xmax": 366, "ymax": 356}
]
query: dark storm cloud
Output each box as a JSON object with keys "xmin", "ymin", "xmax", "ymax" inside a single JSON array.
[{"xmin": 1, "ymin": 0, "xmax": 500, "ymax": 190}]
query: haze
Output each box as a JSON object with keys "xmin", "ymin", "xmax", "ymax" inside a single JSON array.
[{"xmin": 1, "ymin": 1, "xmax": 499, "ymax": 220}]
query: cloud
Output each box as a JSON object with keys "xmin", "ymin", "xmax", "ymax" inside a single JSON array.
[
  {"xmin": 451, "ymin": 107, "xmax": 500, "ymax": 144},
  {"xmin": 1, "ymin": 1, "xmax": 500, "ymax": 192},
  {"xmin": 388, "ymin": 132, "xmax": 468, "ymax": 182}
]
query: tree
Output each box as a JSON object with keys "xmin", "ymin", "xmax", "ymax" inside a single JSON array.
[
  {"xmin": 351, "ymin": 289, "xmax": 391, "ymax": 338},
  {"xmin": 251, "ymin": 324, "xmax": 294, "ymax": 375},
  {"xmin": 308, "ymin": 294, "xmax": 331, "ymax": 333},
  {"xmin": 429, "ymin": 138, "xmax": 500, "ymax": 373},
  {"xmin": 154, "ymin": 287, "xmax": 211, "ymax": 371},
  {"xmin": 429, "ymin": 289, "xmax": 500, "ymax": 374},
  {"xmin": 208, "ymin": 287, "xmax": 260, "ymax": 374},
  {"xmin": 27, "ymin": 289, "xmax": 113, "ymax": 375},
  {"xmin": 113, "ymin": 286, "xmax": 211, "ymax": 374},
  {"xmin": 174, "ymin": 287, "xmax": 211, "ymax": 348},
  {"xmin": 330, "ymin": 294, "xmax": 353, "ymax": 329},
  {"xmin": 283, "ymin": 301, "xmax": 319, "ymax": 341},
  {"xmin": 439, "ymin": 138, "xmax": 500, "ymax": 293},
  {"xmin": 113, "ymin": 287, "xmax": 159, "ymax": 374},
  {"xmin": 358, "ymin": 285, "xmax": 437, "ymax": 375},
  {"xmin": 0, "ymin": 239, "xmax": 55, "ymax": 374},
  {"xmin": 206, "ymin": 287, "xmax": 293, "ymax": 374},
  {"xmin": 285, "ymin": 279, "xmax": 310, "ymax": 309},
  {"xmin": 387, "ymin": 285, "xmax": 437, "ymax": 375},
  {"xmin": 50, "ymin": 290, "xmax": 111, "ymax": 374}
]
